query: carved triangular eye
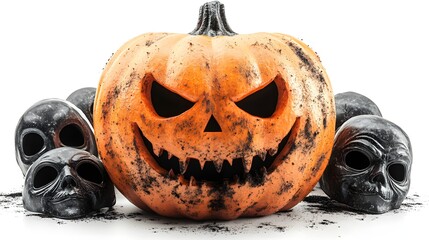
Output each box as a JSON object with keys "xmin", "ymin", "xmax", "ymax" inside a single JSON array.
[
  {"xmin": 235, "ymin": 81, "xmax": 278, "ymax": 118},
  {"xmin": 151, "ymin": 81, "xmax": 195, "ymax": 118}
]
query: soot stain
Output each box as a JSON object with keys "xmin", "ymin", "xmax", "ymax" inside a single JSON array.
[
  {"xmin": 132, "ymin": 134, "xmax": 159, "ymax": 194},
  {"xmin": 288, "ymin": 41, "xmax": 326, "ymax": 85},
  {"xmin": 247, "ymin": 170, "xmax": 266, "ymax": 187},
  {"xmin": 145, "ymin": 40, "xmax": 154, "ymax": 47},
  {"xmin": 300, "ymin": 119, "xmax": 316, "ymax": 154},
  {"xmin": 311, "ymin": 154, "xmax": 326, "ymax": 177},
  {"xmin": 207, "ymin": 183, "xmax": 235, "ymax": 211},
  {"xmin": 277, "ymin": 181, "xmax": 293, "ymax": 195},
  {"xmin": 304, "ymin": 118, "xmax": 313, "ymax": 140},
  {"xmin": 323, "ymin": 117, "xmax": 327, "ymax": 129}
]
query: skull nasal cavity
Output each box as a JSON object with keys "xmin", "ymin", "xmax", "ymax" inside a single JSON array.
[
  {"xmin": 204, "ymin": 115, "xmax": 222, "ymax": 132},
  {"xmin": 372, "ymin": 173, "xmax": 387, "ymax": 186},
  {"xmin": 61, "ymin": 175, "xmax": 77, "ymax": 189}
]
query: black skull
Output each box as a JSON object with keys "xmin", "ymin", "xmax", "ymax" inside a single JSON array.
[
  {"xmin": 22, "ymin": 147, "xmax": 116, "ymax": 219},
  {"xmin": 335, "ymin": 92, "xmax": 382, "ymax": 130},
  {"xmin": 15, "ymin": 99, "xmax": 97, "ymax": 175},
  {"xmin": 66, "ymin": 87, "xmax": 96, "ymax": 126},
  {"xmin": 319, "ymin": 115, "xmax": 412, "ymax": 213}
]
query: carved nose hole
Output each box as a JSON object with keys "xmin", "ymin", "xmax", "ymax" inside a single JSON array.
[
  {"xmin": 371, "ymin": 173, "xmax": 386, "ymax": 187},
  {"xmin": 61, "ymin": 175, "xmax": 77, "ymax": 189},
  {"xmin": 204, "ymin": 115, "xmax": 222, "ymax": 132}
]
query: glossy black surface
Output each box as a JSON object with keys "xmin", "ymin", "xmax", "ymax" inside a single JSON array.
[
  {"xmin": 335, "ymin": 91, "xmax": 382, "ymax": 130},
  {"xmin": 22, "ymin": 147, "xmax": 115, "ymax": 219},
  {"xmin": 66, "ymin": 87, "xmax": 96, "ymax": 126},
  {"xmin": 15, "ymin": 99, "xmax": 97, "ymax": 175},
  {"xmin": 320, "ymin": 115, "xmax": 412, "ymax": 213}
]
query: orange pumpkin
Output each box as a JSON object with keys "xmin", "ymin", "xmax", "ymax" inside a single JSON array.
[{"xmin": 94, "ymin": 1, "xmax": 335, "ymax": 220}]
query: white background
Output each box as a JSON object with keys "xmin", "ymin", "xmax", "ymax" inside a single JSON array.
[{"xmin": 1, "ymin": 0, "xmax": 428, "ymax": 239}]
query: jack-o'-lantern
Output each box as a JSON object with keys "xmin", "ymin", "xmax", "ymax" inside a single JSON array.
[{"xmin": 94, "ymin": 1, "xmax": 335, "ymax": 220}]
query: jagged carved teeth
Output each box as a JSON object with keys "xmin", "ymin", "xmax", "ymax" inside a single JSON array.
[{"xmin": 137, "ymin": 125, "xmax": 294, "ymax": 185}]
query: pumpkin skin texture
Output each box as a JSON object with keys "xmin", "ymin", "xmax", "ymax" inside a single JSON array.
[{"xmin": 94, "ymin": 1, "xmax": 335, "ymax": 220}]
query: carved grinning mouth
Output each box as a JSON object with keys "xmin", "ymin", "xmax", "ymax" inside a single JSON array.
[{"xmin": 135, "ymin": 119, "xmax": 299, "ymax": 185}]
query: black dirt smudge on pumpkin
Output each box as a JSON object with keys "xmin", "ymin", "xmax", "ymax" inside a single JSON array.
[
  {"xmin": 310, "ymin": 153, "xmax": 326, "ymax": 177},
  {"xmin": 203, "ymin": 98, "xmax": 212, "ymax": 114},
  {"xmin": 304, "ymin": 118, "xmax": 313, "ymax": 139},
  {"xmin": 132, "ymin": 137, "xmax": 147, "ymax": 192},
  {"xmin": 247, "ymin": 170, "xmax": 266, "ymax": 187},
  {"xmin": 131, "ymin": 128, "xmax": 160, "ymax": 195},
  {"xmin": 104, "ymin": 136, "xmax": 116, "ymax": 159},
  {"xmin": 207, "ymin": 183, "xmax": 235, "ymax": 211},
  {"xmin": 288, "ymin": 41, "xmax": 326, "ymax": 85},
  {"xmin": 171, "ymin": 185, "xmax": 181, "ymax": 199},
  {"xmin": 145, "ymin": 40, "xmax": 154, "ymax": 47},
  {"xmin": 238, "ymin": 65, "xmax": 258, "ymax": 85},
  {"xmin": 300, "ymin": 119, "xmax": 318, "ymax": 154},
  {"xmin": 323, "ymin": 117, "xmax": 327, "ymax": 129},
  {"xmin": 277, "ymin": 181, "xmax": 293, "ymax": 195}
]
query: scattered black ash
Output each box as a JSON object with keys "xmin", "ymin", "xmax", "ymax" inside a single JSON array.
[
  {"xmin": 302, "ymin": 195, "xmax": 360, "ymax": 215},
  {"xmin": 319, "ymin": 219, "xmax": 336, "ymax": 225},
  {"xmin": 0, "ymin": 191, "xmax": 23, "ymax": 210},
  {"xmin": 199, "ymin": 223, "xmax": 230, "ymax": 232},
  {"xmin": 393, "ymin": 194, "xmax": 424, "ymax": 213},
  {"xmin": 0, "ymin": 189, "xmax": 425, "ymax": 234},
  {"xmin": 256, "ymin": 222, "xmax": 287, "ymax": 232}
]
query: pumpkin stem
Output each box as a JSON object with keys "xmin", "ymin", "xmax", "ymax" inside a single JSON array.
[{"xmin": 189, "ymin": 1, "xmax": 237, "ymax": 37}]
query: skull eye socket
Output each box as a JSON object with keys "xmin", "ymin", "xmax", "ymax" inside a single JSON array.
[
  {"xmin": 235, "ymin": 81, "xmax": 278, "ymax": 118},
  {"xmin": 388, "ymin": 163, "xmax": 406, "ymax": 183},
  {"xmin": 59, "ymin": 124, "xmax": 85, "ymax": 147},
  {"xmin": 345, "ymin": 150, "xmax": 371, "ymax": 171},
  {"xmin": 34, "ymin": 165, "xmax": 58, "ymax": 189},
  {"xmin": 76, "ymin": 161, "xmax": 103, "ymax": 184},
  {"xmin": 22, "ymin": 132, "xmax": 45, "ymax": 156},
  {"xmin": 151, "ymin": 81, "xmax": 195, "ymax": 118}
]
